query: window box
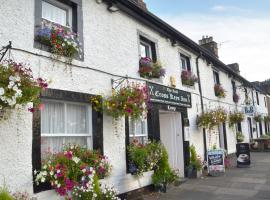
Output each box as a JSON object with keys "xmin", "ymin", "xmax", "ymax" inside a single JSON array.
[
  {"xmin": 233, "ymin": 93, "xmax": 240, "ymax": 103},
  {"xmin": 214, "ymin": 84, "xmax": 226, "ymax": 98},
  {"xmin": 181, "ymin": 70, "xmax": 198, "ymax": 86},
  {"xmin": 138, "ymin": 57, "xmax": 166, "ymax": 79}
]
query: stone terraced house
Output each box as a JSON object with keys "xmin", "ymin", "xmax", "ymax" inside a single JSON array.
[{"xmin": 0, "ymin": 0, "xmax": 269, "ymax": 199}]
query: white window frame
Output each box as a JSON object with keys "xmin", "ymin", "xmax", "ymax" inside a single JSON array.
[
  {"xmin": 42, "ymin": 0, "xmax": 73, "ymax": 28},
  {"xmin": 180, "ymin": 53, "xmax": 191, "ymax": 71},
  {"xmin": 213, "ymin": 71, "xmax": 220, "ymax": 85},
  {"xmin": 129, "ymin": 118, "xmax": 148, "ymax": 143},
  {"xmin": 140, "ymin": 40, "xmax": 152, "ymax": 59},
  {"xmin": 41, "ymin": 99, "xmax": 93, "ymax": 149}
]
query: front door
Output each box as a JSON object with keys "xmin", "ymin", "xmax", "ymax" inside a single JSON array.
[{"xmin": 159, "ymin": 111, "xmax": 184, "ymax": 177}]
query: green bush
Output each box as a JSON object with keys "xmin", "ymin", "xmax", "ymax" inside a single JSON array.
[
  {"xmin": 0, "ymin": 186, "xmax": 14, "ymax": 200},
  {"xmin": 188, "ymin": 145, "xmax": 202, "ymax": 171}
]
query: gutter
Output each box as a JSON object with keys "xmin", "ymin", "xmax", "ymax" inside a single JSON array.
[{"xmin": 196, "ymin": 53, "xmax": 207, "ymax": 160}]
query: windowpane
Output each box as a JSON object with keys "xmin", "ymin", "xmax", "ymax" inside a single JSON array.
[
  {"xmin": 181, "ymin": 57, "xmax": 187, "ymax": 70},
  {"xmin": 66, "ymin": 104, "xmax": 88, "ymax": 134},
  {"xmin": 41, "ymin": 101, "xmax": 65, "ymax": 133},
  {"xmin": 41, "ymin": 136, "xmax": 90, "ymax": 157},
  {"xmin": 129, "ymin": 119, "xmax": 148, "ymax": 144},
  {"xmin": 42, "ymin": 1, "xmax": 67, "ymax": 26},
  {"xmin": 140, "ymin": 43, "xmax": 151, "ymax": 58}
]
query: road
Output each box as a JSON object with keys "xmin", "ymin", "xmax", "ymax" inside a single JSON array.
[{"xmin": 144, "ymin": 152, "xmax": 270, "ymax": 200}]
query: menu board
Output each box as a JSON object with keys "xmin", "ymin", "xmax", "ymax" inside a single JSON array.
[
  {"xmin": 207, "ymin": 149, "xmax": 225, "ymax": 176},
  {"xmin": 236, "ymin": 143, "xmax": 250, "ymax": 168}
]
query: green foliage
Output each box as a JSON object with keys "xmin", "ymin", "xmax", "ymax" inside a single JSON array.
[
  {"xmin": 152, "ymin": 146, "xmax": 178, "ymax": 186},
  {"xmin": 197, "ymin": 108, "xmax": 227, "ymax": 130},
  {"xmin": 254, "ymin": 115, "xmax": 263, "ymax": 122},
  {"xmin": 229, "ymin": 111, "xmax": 245, "ymax": 127},
  {"xmin": 236, "ymin": 132, "xmax": 245, "ymax": 142},
  {"xmin": 0, "ymin": 186, "xmax": 14, "ymax": 200},
  {"xmin": 188, "ymin": 145, "xmax": 202, "ymax": 171}
]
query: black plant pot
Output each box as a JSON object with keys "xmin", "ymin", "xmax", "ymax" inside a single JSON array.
[
  {"xmin": 187, "ymin": 166, "xmax": 197, "ymax": 178},
  {"xmin": 155, "ymin": 183, "xmax": 167, "ymax": 193},
  {"xmin": 129, "ymin": 163, "xmax": 138, "ymax": 175}
]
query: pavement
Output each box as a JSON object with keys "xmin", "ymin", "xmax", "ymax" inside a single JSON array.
[{"xmin": 143, "ymin": 152, "xmax": 270, "ymax": 200}]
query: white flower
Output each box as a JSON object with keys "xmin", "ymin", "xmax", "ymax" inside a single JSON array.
[
  {"xmin": 8, "ymin": 81, "xmax": 15, "ymax": 89},
  {"xmin": 57, "ymin": 184, "xmax": 61, "ymax": 188},
  {"xmin": 72, "ymin": 156, "xmax": 80, "ymax": 164},
  {"xmin": 0, "ymin": 88, "xmax": 4, "ymax": 96},
  {"xmin": 41, "ymin": 177, "xmax": 46, "ymax": 183}
]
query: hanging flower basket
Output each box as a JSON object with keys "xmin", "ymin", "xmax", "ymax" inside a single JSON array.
[
  {"xmin": 0, "ymin": 60, "xmax": 48, "ymax": 113},
  {"xmin": 91, "ymin": 84, "xmax": 150, "ymax": 120},
  {"xmin": 181, "ymin": 70, "xmax": 198, "ymax": 86},
  {"xmin": 229, "ymin": 111, "xmax": 245, "ymax": 127},
  {"xmin": 236, "ymin": 132, "xmax": 245, "ymax": 142},
  {"xmin": 214, "ymin": 84, "xmax": 226, "ymax": 98},
  {"xmin": 197, "ymin": 108, "xmax": 227, "ymax": 130},
  {"xmin": 138, "ymin": 57, "xmax": 166, "ymax": 79},
  {"xmin": 264, "ymin": 116, "xmax": 270, "ymax": 123},
  {"xmin": 35, "ymin": 22, "xmax": 80, "ymax": 59},
  {"xmin": 233, "ymin": 93, "xmax": 240, "ymax": 103},
  {"xmin": 254, "ymin": 115, "xmax": 263, "ymax": 122}
]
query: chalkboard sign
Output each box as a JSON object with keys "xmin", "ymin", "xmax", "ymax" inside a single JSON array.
[
  {"xmin": 207, "ymin": 149, "xmax": 225, "ymax": 176},
  {"xmin": 236, "ymin": 143, "xmax": 250, "ymax": 168}
]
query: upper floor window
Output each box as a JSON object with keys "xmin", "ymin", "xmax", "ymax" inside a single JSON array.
[
  {"xmin": 256, "ymin": 92, "xmax": 260, "ymax": 105},
  {"xmin": 129, "ymin": 118, "xmax": 148, "ymax": 144},
  {"xmin": 41, "ymin": 99, "xmax": 92, "ymax": 157},
  {"xmin": 265, "ymin": 97, "xmax": 267, "ymax": 107},
  {"xmin": 42, "ymin": 0, "xmax": 72, "ymax": 27},
  {"xmin": 139, "ymin": 36, "xmax": 157, "ymax": 62},
  {"xmin": 180, "ymin": 54, "xmax": 191, "ymax": 71},
  {"xmin": 213, "ymin": 71, "xmax": 220, "ymax": 85},
  {"xmin": 232, "ymin": 81, "xmax": 236, "ymax": 94}
]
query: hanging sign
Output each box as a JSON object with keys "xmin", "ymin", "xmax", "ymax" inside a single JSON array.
[
  {"xmin": 147, "ymin": 82, "xmax": 192, "ymax": 107},
  {"xmin": 207, "ymin": 149, "xmax": 225, "ymax": 176},
  {"xmin": 244, "ymin": 106, "xmax": 255, "ymax": 116},
  {"xmin": 236, "ymin": 143, "xmax": 250, "ymax": 168}
]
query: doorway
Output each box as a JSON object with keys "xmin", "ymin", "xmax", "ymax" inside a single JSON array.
[{"xmin": 159, "ymin": 111, "xmax": 184, "ymax": 177}]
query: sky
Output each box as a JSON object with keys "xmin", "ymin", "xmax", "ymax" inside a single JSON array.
[{"xmin": 144, "ymin": 0, "xmax": 270, "ymax": 82}]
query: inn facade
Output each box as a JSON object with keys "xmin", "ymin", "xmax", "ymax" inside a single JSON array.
[{"xmin": 0, "ymin": 0, "xmax": 269, "ymax": 199}]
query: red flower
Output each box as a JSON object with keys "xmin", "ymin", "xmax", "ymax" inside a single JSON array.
[{"xmin": 28, "ymin": 107, "xmax": 35, "ymax": 113}]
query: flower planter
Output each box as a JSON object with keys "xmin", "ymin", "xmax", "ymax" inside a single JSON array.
[{"xmin": 187, "ymin": 166, "xmax": 197, "ymax": 178}]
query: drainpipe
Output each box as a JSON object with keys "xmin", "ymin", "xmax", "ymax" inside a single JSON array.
[
  {"xmin": 251, "ymin": 88, "xmax": 258, "ymax": 138},
  {"xmin": 196, "ymin": 52, "xmax": 207, "ymax": 160}
]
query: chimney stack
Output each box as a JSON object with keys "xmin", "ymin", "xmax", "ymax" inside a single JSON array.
[
  {"xmin": 227, "ymin": 63, "xmax": 240, "ymax": 75},
  {"xmin": 199, "ymin": 36, "xmax": 219, "ymax": 57},
  {"xmin": 132, "ymin": 0, "xmax": 147, "ymax": 10}
]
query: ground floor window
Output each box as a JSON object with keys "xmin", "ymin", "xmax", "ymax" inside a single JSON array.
[
  {"xmin": 129, "ymin": 118, "xmax": 148, "ymax": 144},
  {"xmin": 41, "ymin": 99, "xmax": 92, "ymax": 157}
]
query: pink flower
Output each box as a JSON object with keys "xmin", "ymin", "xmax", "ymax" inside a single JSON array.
[
  {"xmin": 38, "ymin": 103, "xmax": 45, "ymax": 111},
  {"xmin": 64, "ymin": 151, "xmax": 73, "ymax": 160},
  {"xmin": 65, "ymin": 179, "xmax": 74, "ymax": 190},
  {"xmin": 126, "ymin": 108, "xmax": 133, "ymax": 113}
]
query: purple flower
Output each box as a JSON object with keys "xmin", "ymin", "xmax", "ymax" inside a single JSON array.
[{"xmin": 36, "ymin": 27, "xmax": 51, "ymax": 38}]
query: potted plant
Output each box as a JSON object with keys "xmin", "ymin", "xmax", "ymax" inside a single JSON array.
[
  {"xmin": 0, "ymin": 60, "xmax": 48, "ymax": 116},
  {"xmin": 264, "ymin": 116, "xmax": 270, "ymax": 123},
  {"xmin": 138, "ymin": 57, "xmax": 166, "ymax": 79},
  {"xmin": 254, "ymin": 115, "xmax": 263, "ymax": 123},
  {"xmin": 35, "ymin": 22, "xmax": 80, "ymax": 59},
  {"xmin": 35, "ymin": 145, "xmax": 118, "ymax": 199},
  {"xmin": 236, "ymin": 132, "xmax": 245, "ymax": 143},
  {"xmin": 197, "ymin": 108, "xmax": 227, "ymax": 130},
  {"xmin": 91, "ymin": 84, "xmax": 150, "ymax": 120},
  {"xmin": 214, "ymin": 84, "xmax": 226, "ymax": 98},
  {"xmin": 181, "ymin": 70, "xmax": 198, "ymax": 86},
  {"xmin": 229, "ymin": 111, "xmax": 245, "ymax": 128},
  {"xmin": 186, "ymin": 145, "xmax": 203, "ymax": 178},
  {"xmin": 233, "ymin": 93, "xmax": 240, "ymax": 103}
]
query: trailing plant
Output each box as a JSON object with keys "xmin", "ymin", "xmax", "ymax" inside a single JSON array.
[
  {"xmin": 264, "ymin": 116, "xmax": 270, "ymax": 122},
  {"xmin": 127, "ymin": 140, "xmax": 162, "ymax": 176},
  {"xmin": 197, "ymin": 108, "xmax": 227, "ymax": 130},
  {"xmin": 233, "ymin": 93, "xmax": 240, "ymax": 103},
  {"xmin": 214, "ymin": 84, "xmax": 226, "ymax": 98},
  {"xmin": 36, "ymin": 21, "xmax": 80, "ymax": 59},
  {"xmin": 229, "ymin": 111, "xmax": 245, "ymax": 128},
  {"xmin": 138, "ymin": 57, "xmax": 166, "ymax": 79},
  {"xmin": 181, "ymin": 70, "xmax": 198, "ymax": 86},
  {"xmin": 254, "ymin": 115, "xmax": 263, "ymax": 122},
  {"xmin": 90, "ymin": 84, "xmax": 150, "ymax": 120},
  {"xmin": 0, "ymin": 60, "xmax": 48, "ymax": 113},
  {"xmin": 236, "ymin": 132, "xmax": 244, "ymax": 142},
  {"xmin": 35, "ymin": 145, "xmax": 118, "ymax": 199}
]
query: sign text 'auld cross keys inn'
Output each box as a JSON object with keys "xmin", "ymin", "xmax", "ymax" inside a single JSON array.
[{"xmin": 147, "ymin": 82, "xmax": 192, "ymax": 108}]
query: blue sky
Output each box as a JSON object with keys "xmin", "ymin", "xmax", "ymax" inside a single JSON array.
[{"xmin": 144, "ymin": 1, "xmax": 270, "ymax": 81}]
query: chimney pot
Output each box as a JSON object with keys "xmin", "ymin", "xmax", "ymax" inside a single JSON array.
[{"xmin": 199, "ymin": 36, "xmax": 219, "ymax": 57}]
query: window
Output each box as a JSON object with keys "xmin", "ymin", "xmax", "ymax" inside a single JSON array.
[
  {"xmin": 139, "ymin": 36, "xmax": 157, "ymax": 61},
  {"xmin": 264, "ymin": 97, "xmax": 267, "ymax": 107},
  {"xmin": 256, "ymin": 92, "xmax": 260, "ymax": 105},
  {"xmin": 232, "ymin": 81, "xmax": 236, "ymax": 94},
  {"xmin": 213, "ymin": 71, "xmax": 220, "ymax": 85},
  {"xmin": 180, "ymin": 54, "xmax": 191, "ymax": 71},
  {"xmin": 129, "ymin": 119, "xmax": 148, "ymax": 144},
  {"xmin": 42, "ymin": 0, "xmax": 72, "ymax": 27},
  {"xmin": 41, "ymin": 99, "xmax": 92, "ymax": 157}
]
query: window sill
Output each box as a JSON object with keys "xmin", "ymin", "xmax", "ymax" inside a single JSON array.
[{"xmin": 182, "ymin": 84, "xmax": 196, "ymax": 90}]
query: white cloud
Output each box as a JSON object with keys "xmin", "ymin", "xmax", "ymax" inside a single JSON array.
[
  {"xmin": 159, "ymin": 14, "xmax": 270, "ymax": 82},
  {"xmin": 210, "ymin": 5, "xmax": 252, "ymax": 13}
]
